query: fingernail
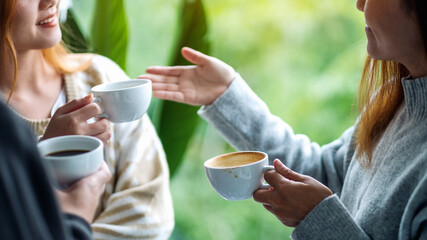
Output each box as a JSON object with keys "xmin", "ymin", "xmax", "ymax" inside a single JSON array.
[
  {"xmin": 274, "ymin": 159, "xmax": 287, "ymax": 169},
  {"xmin": 84, "ymin": 94, "xmax": 92, "ymax": 100},
  {"xmin": 274, "ymin": 159, "xmax": 283, "ymax": 165}
]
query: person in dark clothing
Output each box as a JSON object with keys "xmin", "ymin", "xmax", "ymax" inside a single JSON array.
[{"xmin": 0, "ymin": 100, "xmax": 111, "ymax": 240}]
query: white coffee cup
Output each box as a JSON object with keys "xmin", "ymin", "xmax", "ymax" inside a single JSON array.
[
  {"xmin": 37, "ymin": 135, "xmax": 104, "ymax": 188},
  {"xmin": 91, "ymin": 79, "xmax": 152, "ymax": 123},
  {"xmin": 204, "ymin": 151, "xmax": 274, "ymax": 201}
]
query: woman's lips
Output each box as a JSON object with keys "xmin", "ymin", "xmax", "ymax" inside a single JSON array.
[{"xmin": 36, "ymin": 15, "xmax": 58, "ymax": 28}]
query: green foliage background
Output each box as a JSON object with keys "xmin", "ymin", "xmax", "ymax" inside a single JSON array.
[{"xmin": 71, "ymin": 0, "xmax": 366, "ymax": 239}]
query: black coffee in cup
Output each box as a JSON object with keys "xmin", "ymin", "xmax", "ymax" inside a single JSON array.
[{"xmin": 46, "ymin": 149, "xmax": 90, "ymax": 157}]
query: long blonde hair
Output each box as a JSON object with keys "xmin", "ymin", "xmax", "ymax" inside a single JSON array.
[
  {"xmin": 356, "ymin": 56, "xmax": 408, "ymax": 166},
  {"xmin": 0, "ymin": 0, "xmax": 91, "ymax": 102}
]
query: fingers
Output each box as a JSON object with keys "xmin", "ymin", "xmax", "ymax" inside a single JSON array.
[
  {"xmin": 92, "ymin": 131, "xmax": 111, "ymax": 146},
  {"xmin": 262, "ymin": 160, "xmax": 305, "ymax": 189},
  {"xmin": 144, "ymin": 65, "xmax": 196, "ymax": 77},
  {"xmin": 88, "ymin": 119, "xmax": 111, "ymax": 145},
  {"xmin": 91, "ymin": 161, "xmax": 111, "ymax": 192},
  {"xmin": 95, "ymin": 161, "xmax": 112, "ymax": 183},
  {"xmin": 54, "ymin": 94, "xmax": 93, "ymax": 115},
  {"xmin": 87, "ymin": 118, "xmax": 109, "ymax": 134},
  {"xmin": 152, "ymin": 82, "xmax": 180, "ymax": 92},
  {"xmin": 145, "ymin": 66, "xmax": 181, "ymax": 77},
  {"xmin": 139, "ymin": 73, "xmax": 179, "ymax": 84},
  {"xmin": 152, "ymin": 90, "xmax": 186, "ymax": 103},
  {"xmin": 273, "ymin": 159, "xmax": 305, "ymax": 182},
  {"xmin": 263, "ymin": 171, "xmax": 288, "ymax": 190},
  {"xmin": 55, "ymin": 96, "xmax": 102, "ymax": 122},
  {"xmin": 75, "ymin": 161, "xmax": 111, "ymax": 189},
  {"xmin": 57, "ymin": 161, "xmax": 111, "ymax": 223},
  {"xmin": 70, "ymin": 102, "xmax": 102, "ymax": 122},
  {"xmin": 253, "ymin": 188, "xmax": 275, "ymax": 204},
  {"xmin": 181, "ymin": 47, "xmax": 210, "ymax": 65}
]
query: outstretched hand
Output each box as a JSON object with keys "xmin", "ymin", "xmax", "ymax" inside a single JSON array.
[
  {"xmin": 253, "ymin": 159, "xmax": 333, "ymax": 227},
  {"xmin": 139, "ymin": 47, "xmax": 235, "ymax": 106}
]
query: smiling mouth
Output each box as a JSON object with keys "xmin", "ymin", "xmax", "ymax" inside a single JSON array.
[{"xmin": 36, "ymin": 16, "xmax": 56, "ymax": 25}]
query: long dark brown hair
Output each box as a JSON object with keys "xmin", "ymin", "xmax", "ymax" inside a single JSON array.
[{"xmin": 356, "ymin": 0, "xmax": 427, "ymax": 166}]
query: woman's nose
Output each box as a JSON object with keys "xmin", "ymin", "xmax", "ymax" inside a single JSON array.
[
  {"xmin": 40, "ymin": 0, "xmax": 58, "ymax": 10},
  {"xmin": 356, "ymin": 0, "xmax": 365, "ymax": 12}
]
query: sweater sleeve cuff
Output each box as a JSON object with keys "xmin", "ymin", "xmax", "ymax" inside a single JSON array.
[
  {"xmin": 64, "ymin": 214, "xmax": 93, "ymax": 240},
  {"xmin": 292, "ymin": 194, "xmax": 370, "ymax": 240}
]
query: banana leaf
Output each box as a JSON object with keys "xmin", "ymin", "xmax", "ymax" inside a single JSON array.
[
  {"xmin": 156, "ymin": 0, "xmax": 211, "ymax": 177},
  {"xmin": 90, "ymin": 0, "xmax": 128, "ymax": 70},
  {"xmin": 61, "ymin": 8, "xmax": 89, "ymax": 53}
]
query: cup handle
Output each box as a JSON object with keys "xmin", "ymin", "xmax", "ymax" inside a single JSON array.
[
  {"xmin": 91, "ymin": 96, "xmax": 109, "ymax": 119},
  {"xmin": 260, "ymin": 165, "xmax": 275, "ymax": 189}
]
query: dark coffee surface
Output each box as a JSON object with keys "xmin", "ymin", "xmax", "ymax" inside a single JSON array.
[{"xmin": 46, "ymin": 150, "xmax": 90, "ymax": 157}]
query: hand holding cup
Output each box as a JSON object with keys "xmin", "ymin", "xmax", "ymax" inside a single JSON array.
[
  {"xmin": 43, "ymin": 95, "xmax": 111, "ymax": 145},
  {"xmin": 55, "ymin": 160, "xmax": 111, "ymax": 223},
  {"xmin": 253, "ymin": 159, "xmax": 333, "ymax": 227}
]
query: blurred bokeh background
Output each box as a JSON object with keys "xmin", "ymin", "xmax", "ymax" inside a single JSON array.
[{"xmin": 69, "ymin": 0, "xmax": 366, "ymax": 239}]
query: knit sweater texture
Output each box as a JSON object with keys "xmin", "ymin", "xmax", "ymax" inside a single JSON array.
[
  {"xmin": 198, "ymin": 74, "xmax": 427, "ymax": 240},
  {"xmin": 18, "ymin": 55, "xmax": 174, "ymax": 240}
]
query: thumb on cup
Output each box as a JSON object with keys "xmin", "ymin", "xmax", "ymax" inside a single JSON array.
[{"xmin": 273, "ymin": 159, "xmax": 305, "ymax": 182}]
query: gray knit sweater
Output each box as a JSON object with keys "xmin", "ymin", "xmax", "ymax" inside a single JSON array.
[{"xmin": 198, "ymin": 74, "xmax": 427, "ymax": 240}]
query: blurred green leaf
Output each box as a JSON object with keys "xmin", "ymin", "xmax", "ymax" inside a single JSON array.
[
  {"xmin": 90, "ymin": 0, "xmax": 128, "ymax": 70},
  {"xmin": 157, "ymin": 0, "xmax": 210, "ymax": 177},
  {"xmin": 61, "ymin": 8, "xmax": 89, "ymax": 53}
]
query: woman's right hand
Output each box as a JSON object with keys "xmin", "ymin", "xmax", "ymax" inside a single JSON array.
[
  {"xmin": 41, "ymin": 94, "xmax": 111, "ymax": 145},
  {"xmin": 55, "ymin": 161, "xmax": 111, "ymax": 223},
  {"xmin": 139, "ymin": 47, "xmax": 236, "ymax": 106},
  {"xmin": 253, "ymin": 160, "xmax": 333, "ymax": 227}
]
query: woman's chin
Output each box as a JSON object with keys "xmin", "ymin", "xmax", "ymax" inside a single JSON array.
[{"xmin": 37, "ymin": 35, "xmax": 62, "ymax": 50}]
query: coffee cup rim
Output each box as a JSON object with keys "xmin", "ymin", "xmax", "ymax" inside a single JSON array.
[
  {"xmin": 91, "ymin": 79, "xmax": 150, "ymax": 93},
  {"xmin": 204, "ymin": 151, "xmax": 267, "ymax": 169},
  {"xmin": 37, "ymin": 135, "xmax": 103, "ymax": 161}
]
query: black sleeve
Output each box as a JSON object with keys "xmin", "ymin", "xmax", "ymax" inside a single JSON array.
[
  {"xmin": 64, "ymin": 214, "xmax": 93, "ymax": 240},
  {"xmin": 0, "ymin": 102, "xmax": 92, "ymax": 240}
]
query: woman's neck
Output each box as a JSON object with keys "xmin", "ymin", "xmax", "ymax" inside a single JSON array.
[
  {"xmin": 402, "ymin": 53, "xmax": 427, "ymax": 79},
  {"xmin": 1, "ymin": 50, "xmax": 60, "ymax": 96},
  {"xmin": 1, "ymin": 49, "xmax": 63, "ymax": 119}
]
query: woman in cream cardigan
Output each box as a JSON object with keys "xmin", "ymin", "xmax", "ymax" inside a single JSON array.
[{"xmin": 0, "ymin": 0, "xmax": 174, "ymax": 239}]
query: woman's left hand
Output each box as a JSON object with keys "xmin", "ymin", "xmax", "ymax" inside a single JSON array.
[{"xmin": 253, "ymin": 159, "xmax": 333, "ymax": 227}]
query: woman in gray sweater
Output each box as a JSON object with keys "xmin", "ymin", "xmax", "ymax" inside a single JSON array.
[{"xmin": 141, "ymin": 0, "xmax": 427, "ymax": 239}]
